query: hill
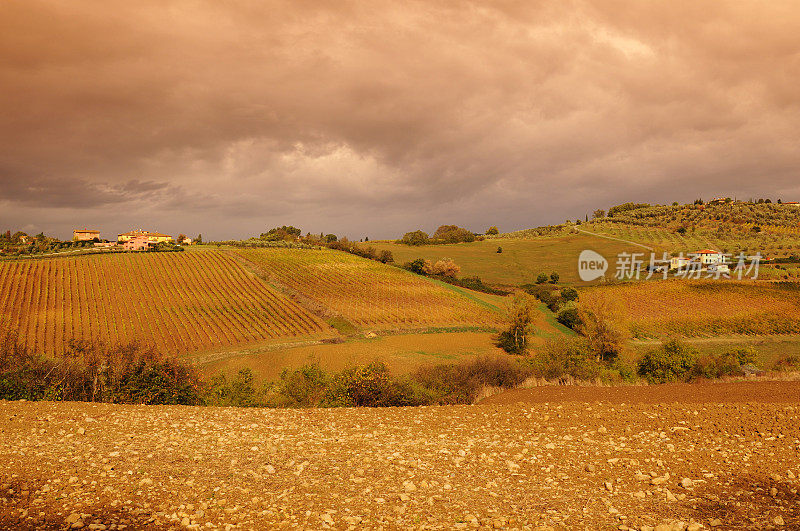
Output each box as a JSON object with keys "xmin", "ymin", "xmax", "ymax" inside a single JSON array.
[
  {"xmin": 359, "ymin": 234, "xmax": 647, "ymax": 286},
  {"xmin": 0, "ymin": 248, "xmax": 513, "ymax": 359},
  {"xmin": 0, "ymin": 250, "xmax": 334, "ymax": 356},
  {"xmin": 232, "ymin": 247, "xmax": 504, "ymax": 329}
]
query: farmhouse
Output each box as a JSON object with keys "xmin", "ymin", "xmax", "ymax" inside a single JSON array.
[
  {"xmin": 117, "ymin": 229, "xmax": 173, "ymax": 244},
  {"xmin": 73, "ymin": 228, "xmax": 101, "ymax": 241},
  {"xmin": 693, "ymin": 249, "xmax": 725, "ymax": 265},
  {"xmin": 122, "ymin": 235, "xmax": 151, "ymax": 251},
  {"xmin": 670, "ymin": 256, "xmax": 692, "ymax": 270}
]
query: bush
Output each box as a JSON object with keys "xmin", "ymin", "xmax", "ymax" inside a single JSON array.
[
  {"xmin": 556, "ymin": 308, "xmax": 582, "ymax": 330},
  {"xmin": 773, "ymin": 354, "xmax": 800, "ymax": 372},
  {"xmin": 432, "ymin": 225, "xmax": 476, "ymax": 244},
  {"xmin": 525, "ymin": 339, "xmax": 600, "ymax": 381},
  {"xmin": 560, "ymin": 287, "xmax": 579, "ymax": 302},
  {"xmin": 403, "ymin": 258, "xmax": 428, "ymax": 275},
  {"xmin": 691, "ymin": 352, "xmax": 743, "ymax": 380},
  {"xmin": 637, "ymin": 339, "xmax": 698, "ymax": 383},
  {"xmin": 328, "ymin": 362, "xmax": 419, "ymax": 407},
  {"xmin": 377, "ymin": 250, "xmax": 394, "ymax": 263},
  {"xmin": 204, "ymin": 369, "xmax": 264, "ymax": 407},
  {"xmin": 549, "ymin": 272, "xmax": 560, "ymax": 284},
  {"xmin": 0, "ymin": 334, "xmax": 202, "ymax": 404},
  {"xmin": 412, "ymin": 355, "xmax": 531, "ymax": 404},
  {"xmin": 536, "ymin": 273, "xmax": 549, "ymax": 284},
  {"xmin": 400, "ymin": 230, "xmax": 430, "ymax": 246},
  {"xmin": 267, "ymin": 363, "xmax": 330, "ymax": 408},
  {"xmin": 486, "ymin": 226, "xmax": 499, "ymax": 235},
  {"xmin": 428, "ymin": 258, "xmax": 460, "ymax": 277}
]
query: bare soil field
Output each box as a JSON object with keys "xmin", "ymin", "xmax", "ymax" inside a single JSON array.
[
  {"xmin": 482, "ymin": 380, "xmax": 800, "ymax": 405},
  {"xmin": 2, "ymin": 383, "xmax": 799, "ymax": 530}
]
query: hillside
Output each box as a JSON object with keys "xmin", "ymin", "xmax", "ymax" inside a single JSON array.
[
  {"xmin": 0, "ymin": 248, "xmax": 511, "ymax": 359},
  {"xmin": 3, "ymin": 392, "xmax": 798, "ymax": 529},
  {"xmin": 232, "ymin": 248, "xmax": 504, "ymax": 329},
  {"xmin": 359, "ymin": 234, "xmax": 646, "ymax": 286},
  {"xmin": 0, "ymin": 251, "xmax": 334, "ymax": 356}
]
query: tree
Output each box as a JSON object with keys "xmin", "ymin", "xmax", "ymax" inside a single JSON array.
[
  {"xmin": 486, "ymin": 226, "xmax": 499, "ymax": 235},
  {"xmin": 560, "ymin": 287, "xmax": 578, "ymax": 302},
  {"xmin": 404, "ymin": 258, "xmax": 428, "ymax": 275},
  {"xmin": 593, "ymin": 209, "xmax": 606, "ymax": 219},
  {"xmin": 400, "ymin": 230, "xmax": 430, "ymax": 246},
  {"xmin": 577, "ymin": 299, "xmax": 628, "ymax": 362},
  {"xmin": 549, "ymin": 271, "xmax": 560, "ymax": 284},
  {"xmin": 536, "ymin": 273, "xmax": 549, "ymax": 284},
  {"xmin": 432, "ymin": 225, "xmax": 475, "ymax": 244},
  {"xmin": 195, "ymin": 234, "xmax": 203, "ymax": 244},
  {"xmin": 377, "ymin": 250, "xmax": 394, "ymax": 263},
  {"xmin": 324, "ymin": 234, "xmax": 338, "ymax": 243},
  {"xmin": 496, "ymin": 294, "xmax": 536, "ymax": 355},
  {"xmin": 496, "ymin": 246, "xmax": 502, "ymax": 254},
  {"xmin": 177, "ymin": 234, "xmax": 187, "ymax": 244}
]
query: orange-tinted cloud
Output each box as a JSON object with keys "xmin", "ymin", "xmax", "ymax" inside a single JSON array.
[{"xmin": 1, "ymin": 1, "xmax": 799, "ymax": 239}]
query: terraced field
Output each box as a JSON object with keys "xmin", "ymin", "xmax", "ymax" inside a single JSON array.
[
  {"xmin": 233, "ymin": 248, "xmax": 504, "ymax": 329},
  {"xmin": 580, "ymin": 279, "xmax": 800, "ymax": 338},
  {"xmin": 0, "ymin": 251, "xmax": 333, "ymax": 355}
]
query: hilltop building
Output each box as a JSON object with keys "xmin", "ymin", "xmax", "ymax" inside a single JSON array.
[
  {"xmin": 122, "ymin": 235, "xmax": 151, "ymax": 251},
  {"xmin": 73, "ymin": 228, "xmax": 101, "ymax": 241},
  {"xmin": 117, "ymin": 229, "xmax": 173, "ymax": 244}
]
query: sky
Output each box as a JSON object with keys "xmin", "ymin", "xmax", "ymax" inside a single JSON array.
[{"xmin": 1, "ymin": 1, "xmax": 799, "ymax": 241}]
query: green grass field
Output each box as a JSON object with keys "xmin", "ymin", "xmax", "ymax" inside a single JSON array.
[{"xmin": 361, "ymin": 233, "xmax": 647, "ymax": 286}]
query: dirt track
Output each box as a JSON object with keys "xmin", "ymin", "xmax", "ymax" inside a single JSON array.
[{"xmin": 1, "ymin": 383, "xmax": 799, "ymax": 530}]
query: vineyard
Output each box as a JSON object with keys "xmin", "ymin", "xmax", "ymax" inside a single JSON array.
[
  {"xmin": 0, "ymin": 251, "xmax": 333, "ymax": 356},
  {"xmin": 233, "ymin": 248, "xmax": 504, "ymax": 328},
  {"xmin": 580, "ymin": 280, "xmax": 800, "ymax": 338}
]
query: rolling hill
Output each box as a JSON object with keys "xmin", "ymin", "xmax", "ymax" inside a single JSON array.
[{"xmin": 0, "ymin": 248, "xmax": 512, "ymax": 358}]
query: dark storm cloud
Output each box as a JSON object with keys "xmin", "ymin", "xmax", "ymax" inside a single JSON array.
[{"xmin": 1, "ymin": 1, "xmax": 799, "ymax": 239}]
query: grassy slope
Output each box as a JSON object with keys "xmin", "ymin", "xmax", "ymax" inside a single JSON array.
[{"xmin": 362, "ymin": 233, "xmax": 646, "ymax": 286}]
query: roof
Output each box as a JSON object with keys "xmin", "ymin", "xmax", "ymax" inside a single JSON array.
[
  {"xmin": 119, "ymin": 230, "xmax": 171, "ymax": 238},
  {"xmin": 74, "ymin": 228, "xmax": 100, "ymax": 233},
  {"xmin": 695, "ymin": 249, "xmax": 721, "ymax": 254}
]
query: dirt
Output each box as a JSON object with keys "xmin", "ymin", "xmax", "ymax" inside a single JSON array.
[
  {"xmin": 481, "ymin": 380, "xmax": 800, "ymax": 405},
  {"xmin": 1, "ymin": 383, "xmax": 799, "ymax": 530}
]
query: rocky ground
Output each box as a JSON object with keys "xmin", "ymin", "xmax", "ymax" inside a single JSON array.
[{"xmin": 1, "ymin": 381, "xmax": 799, "ymax": 530}]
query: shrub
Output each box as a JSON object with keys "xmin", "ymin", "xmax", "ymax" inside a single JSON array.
[
  {"xmin": 267, "ymin": 363, "xmax": 330, "ymax": 408},
  {"xmin": 536, "ymin": 273, "xmax": 549, "ymax": 284},
  {"xmin": 496, "ymin": 246, "xmax": 502, "ymax": 253},
  {"xmin": 690, "ymin": 352, "xmax": 743, "ymax": 380},
  {"xmin": 429, "ymin": 259, "xmax": 460, "ymax": 277},
  {"xmin": 400, "ymin": 230, "xmax": 430, "ymax": 246},
  {"xmin": 773, "ymin": 354, "xmax": 800, "ymax": 372},
  {"xmin": 0, "ymin": 334, "xmax": 202, "ymax": 404},
  {"xmin": 560, "ymin": 287, "xmax": 579, "ymax": 302},
  {"xmin": 637, "ymin": 339, "xmax": 698, "ymax": 383},
  {"xmin": 403, "ymin": 258, "xmax": 428, "ymax": 275},
  {"xmin": 486, "ymin": 226, "xmax": 499, "ymax": 235},
  {"xmin": 204, "ymin": 369, "xmax": 264, "ymax": 407},
  {"xmin": 412, "ymin": 355, "xmax": 531, "ymax": 404},
  {"xmin": 556, "ymin": 308, "xmax": 582, "ymax": 330},
  {"xmin": 329, "ymin": 362, "xmax": 419, "ymax": 407},
  {"xmin": 550, "ymin": 271, "xmax": 560, "ymax": 284},
  {"xmin": 432, "ymin": 225, "xmax": 475, "ymax": 244},
  {"xmin": 525, "ymin": 338, "xmax": 600, "ymax": 381},
  {"xmin": 377, "ymin": 250, "xmax": 394, "ymax": 263}
]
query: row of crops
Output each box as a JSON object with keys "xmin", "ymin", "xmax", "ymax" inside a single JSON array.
[
  {"xmin": 234, "ymin": 248, "xmax": 502, "ymax": 328},
  {"xmin": 0, "ymin": 251, "xmax": 332, "ymax": 356},
  {"xmin": 580, "ymin": 280, "xmax": 800, "ymax": 338}
]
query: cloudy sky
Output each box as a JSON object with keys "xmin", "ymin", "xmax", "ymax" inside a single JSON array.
[{"xmin": 1, "ymin": 1, "xmax": 799, "ymax": 240}]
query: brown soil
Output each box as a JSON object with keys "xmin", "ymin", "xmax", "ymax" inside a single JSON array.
[
  {"xmin": 481, "ymin": 380, "xmax": 800, "ymax": 405},
  {"xmin": 2, "ymin": 384, "xmax": 799, "ymax": 530}
]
